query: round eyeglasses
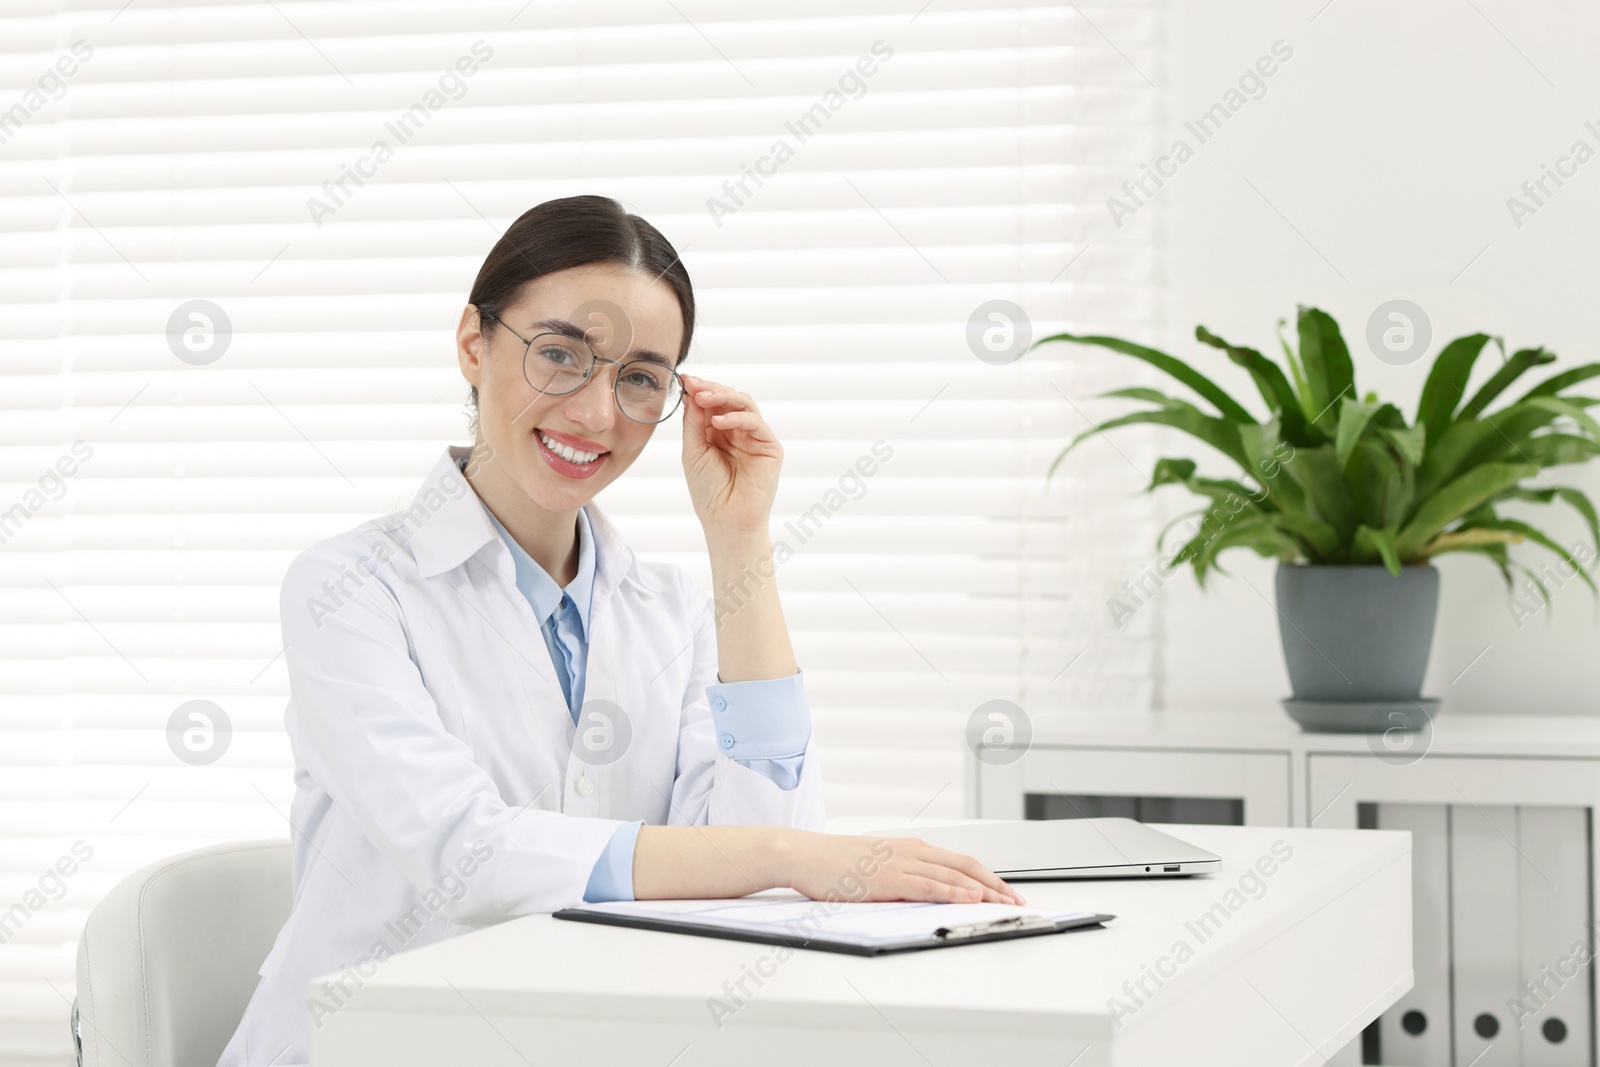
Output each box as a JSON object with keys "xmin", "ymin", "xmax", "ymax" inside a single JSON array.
[{"xmin": 484, "ymin": 314, "xmax": 685, "ymax": 425}]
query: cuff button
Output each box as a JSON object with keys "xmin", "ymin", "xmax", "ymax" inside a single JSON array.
[{"xmin": 719, "ymin": 734, "xmax": 735, "ymax": 749}]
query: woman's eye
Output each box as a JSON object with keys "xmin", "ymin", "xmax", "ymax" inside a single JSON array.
[
  {"xmin": 538, "ymin": 346, "xmax": 578, "ymax": 366},
  {"xmin": 622, "ymin": 370, "xmax": 664, "ymax": 392}
]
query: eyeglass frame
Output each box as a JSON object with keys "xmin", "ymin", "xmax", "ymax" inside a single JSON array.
[{"xmin": 480, "ymin": 312, "xmax": 687, "ymax": 425}]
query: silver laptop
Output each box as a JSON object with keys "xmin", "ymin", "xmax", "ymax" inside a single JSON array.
[{"xmin": 862, "ymin": 818, "xmax": 1221, "ymax": 880}]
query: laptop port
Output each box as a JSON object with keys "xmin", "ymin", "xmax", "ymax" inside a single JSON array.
[{"xmin": 1163, "ymin": 865, "xmax": 1180, "ymax": 872}]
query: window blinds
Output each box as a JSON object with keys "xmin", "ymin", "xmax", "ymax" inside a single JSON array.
[{"xmin": 0, "ymin": 1, "xmax": 1162, "ymax": 1059}]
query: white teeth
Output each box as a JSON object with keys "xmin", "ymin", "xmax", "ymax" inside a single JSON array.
[{"xmin": 540, "ymin": 431, "xmax": 600, "ymax": 465}]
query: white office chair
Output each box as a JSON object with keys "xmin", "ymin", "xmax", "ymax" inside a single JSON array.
[{"xmin": 73, "ymin": 840, "xmax": 292, "ymax": 1067}]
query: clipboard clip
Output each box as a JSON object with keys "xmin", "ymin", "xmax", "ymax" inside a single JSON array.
[{"xmin": 934, "ymin": 914, "xmax": 1057, "ymax": 940}]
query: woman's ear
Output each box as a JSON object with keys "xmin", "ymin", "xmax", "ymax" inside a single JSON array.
[{"xmin": 457, "ymin": 305, "xmax": 487, "ymax": 388}]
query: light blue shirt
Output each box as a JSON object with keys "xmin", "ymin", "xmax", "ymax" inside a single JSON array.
[{"xmin": 479, "ymin": 499, "xmax": 810, "ymax": 904}]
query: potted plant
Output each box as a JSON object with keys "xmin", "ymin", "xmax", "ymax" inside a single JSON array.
[{"xmin": 1036, "ymin": 305, "xmax": 1600, "ymax": 731}]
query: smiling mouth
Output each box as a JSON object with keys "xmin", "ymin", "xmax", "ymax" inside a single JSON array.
[{"xmin": 536, "ymin": 430, "xmax": 609, "ymax": 479}]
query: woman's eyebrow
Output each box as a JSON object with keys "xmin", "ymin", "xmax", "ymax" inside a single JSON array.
[
  {"xmin": 530, "ymin": 317, "xmax": 677, "ymax": 365},
  {"xmin": 529, "ymin": 318, "xmax": 588, "ymax": 343}
]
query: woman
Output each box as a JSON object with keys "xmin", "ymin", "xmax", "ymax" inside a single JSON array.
[{"xmin": 217, "ymin": 195, "xmax": 1018, "ymax": 1066}]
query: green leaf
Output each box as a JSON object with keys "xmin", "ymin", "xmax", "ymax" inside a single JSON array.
[
  {"xmin": 1375, "ymin": 424, "xmax": 1427, "ymax": 468},
  {"xmin": 1485, "ymin": 396, "xmax": 1600, "ymax": 445},
  {"xmin": 1296, "ymin": 306, "xmax": 1356, "ymax": 427},
  {"xmin": 1239, "ymin": 419, "xmax": 1304, "ymax": 510},
  {"xmin": 1158, "ymin": 508, "xmax": 1209, "ymax": 553},
  {"xmin": 1147, "ymin": 457, "xmax": 1198, "ymax": 487},
  {"xmin": 1513, "ymin": 561, "xmax": 1553, "ymax": 609},
  {"xmin": 1272, "ymin": 510, "xmax": 1343, "ymax": 562},
  {"xmin": 1417, "ymin": 396, "xmax": 1600, "ymax": 495},
  {"xmin": 1334, "ymin": 398, "xmax": 1381, "ymax": 468},
  {"xmin": 1048, "ymin": 407, "xmax": 1247, "ymax": 480},
  {"xmin": 1518, "ymin": 362, "xmax": 1600, "ymax": 401},
  {"xmin": 1416, "ymin": 332, "xmax": 1493, "ymax": 443},
  {"xmin": 1194, "ymin": 325, "xmax": 1319, "ymax": 445},
  {"xmin": 1031, "ymin": 332, "xmax": 1256, "ymax": 423},
  {"xmin": 1191, "ymin": 515, "xmax": 1300, "ymax": 582},
  {"xmin": 1504, "ymin": 485, "xmax": 1600, "ymax": 555},
  {"xmin": 1523, "ymin": 396, "xmax": 1600, "ymax": 442},
  {"xmin": 1417, "ymin": 419, "xmax": 1500, "ymax": 498},
  {"xmin": 1369, "ymin": 402, "xmax": 1408, "ymax": 430},
  {"xmin": 1518, "ymin": 433, "xmax": 1600, "ymax": 468},
  {"xmin": 1099, "ymin": 386, "xmax": 1183, "ymax": 405},
  {"xmin": 1352, "ymin": 438, "xmax": 1417, "ymax": 530},
  {"xmin": 1147, "ymin": 458, "xmax": 1271, "ymax": 523},
  {"xmin": 1275, "ymin": 317, "xmax": 1312, "ymax": 418},
  {"xmin": 1420, "ymin": 526, "xmax": 1524, "ymax": 555},
  {"xmin": 1475, "ymin": 518, "xmax": 1597, "ymax": 596},
  {"xmin": 1396, "ymin": 462, "xmax": 1538, "ymax": 559},
  {"xmin": 1460, "ymin": 347, "xmax": 1556, "ymax": 418},
  {"xmin": 1167, "ymin": 526, "xmax": 1211, "ymax": 572},
  {"xmin": 1352, "ymin": 524, "xmax": 1402, "ymax": 574},
  {"xmin": 1282, "ymin": 445, "xmax": 1359, "ymax": 542}
]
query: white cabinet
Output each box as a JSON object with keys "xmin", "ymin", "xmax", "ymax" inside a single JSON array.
[{"xmin": 972, "ymin": 711, "xmax": 1600, "ymax": 1066}]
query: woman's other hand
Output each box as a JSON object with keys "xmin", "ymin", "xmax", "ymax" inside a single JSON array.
[{"xmin": 680, "ymin": 372, "xmax": 781, "ymax": 539}]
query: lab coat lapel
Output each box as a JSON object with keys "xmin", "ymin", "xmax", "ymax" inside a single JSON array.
[
  {"xmin": 563, "ymin": 503, "xmax": 643, "ymax": 818},
  {"xmin": 458, "ymin": 542, "xmax": 574, "ymax": 805}
]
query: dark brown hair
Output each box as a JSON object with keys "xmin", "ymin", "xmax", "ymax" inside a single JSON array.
[{"xmin": 465, "ymin": 195, "xmax": 695, "ymax": 429}]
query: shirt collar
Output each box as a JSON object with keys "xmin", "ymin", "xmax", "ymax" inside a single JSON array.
[
  {"xmin": 482, "ymin": 496, "xmax": 595, "ymax": 633},
  {"xmin": 402, "ymin": 445, "xmax": 659, "ymax": 601}
]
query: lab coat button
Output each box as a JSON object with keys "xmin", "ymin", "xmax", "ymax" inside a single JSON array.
[
  {"xmin": 574, "ymin": 775, "xmax": 594, "ymax": 797},
  {"xmin": 711, "ymin": 696, "xmax": 728, "ymax": 712},
  {"xmin": 719, "ymin": 734, "xmax": 735, "ymax": 749}
]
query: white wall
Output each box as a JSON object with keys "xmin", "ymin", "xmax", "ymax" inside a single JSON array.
[{"xmin": 1138, "ymin": 0, "xmax": 1600, "ymax": 714}]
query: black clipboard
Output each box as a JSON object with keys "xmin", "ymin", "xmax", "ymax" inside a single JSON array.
[{"xmin": 553, "ymin": 906, "xmax": 1115, "ymax": 957}]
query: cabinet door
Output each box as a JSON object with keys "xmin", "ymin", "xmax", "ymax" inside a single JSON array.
[
  {"xmin": 1374, "ymin": 803, "xmax": 1451, "ymax": 1066},
  {"xmin": 1517, "ymin": 807, "xmax": 1591, "ymax": 1067},
  {"xmin": 1451, "ymin": 803, "xmax": 1522, "ymax": 1065}
]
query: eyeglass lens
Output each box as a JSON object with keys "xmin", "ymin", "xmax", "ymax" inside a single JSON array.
[{"xmin": 522, "ymin": 333, "xmax": 683, "ymax": 424}]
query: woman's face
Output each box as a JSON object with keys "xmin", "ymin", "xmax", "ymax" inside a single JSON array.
[{"xmin": 458, "ymin": 263, "xmax": 685, "ymax": 514}]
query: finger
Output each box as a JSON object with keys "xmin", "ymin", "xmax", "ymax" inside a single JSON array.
[
  {"xmin": 913, "ymin": 844, "xmax": 1025, "ymax": 905},
  {"xmin": 680, "ymin": 379, "xmax": 718, "ymax": 449},
  {"xmin": 905, "ymin": 861, "xmax": 1009, "ymax": 904},
  {"xmin": 708, "ymin": 410, "xmax": 777, "ymax": 441},
  {"xmin": 685, "ymin": 377, "xmax": 759, "ymax": 415},
  {"xmin": 891, "ymin": 875, "xmax": 982, "ymax": 904},
  {"xmin": 910, "ymin": 862, "xmax": 1017, "ymax": 905}
]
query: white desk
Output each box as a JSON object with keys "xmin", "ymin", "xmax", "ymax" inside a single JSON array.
[{"xmin": 310, "ymin": 823, "xmax": 1411, "ymax": 1067}]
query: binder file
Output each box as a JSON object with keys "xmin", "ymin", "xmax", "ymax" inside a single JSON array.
[
  {"xmin": 1375, "ymin": 803, "xmax": 1451, "ymax": 1066},
  {"xmin": 1516, "ymin": 806, "xmax": 1592, "ymax": 1067},
  {"xmin": 1452, "ymin": 803, "xmax": 1522, "ymax": 1065}
]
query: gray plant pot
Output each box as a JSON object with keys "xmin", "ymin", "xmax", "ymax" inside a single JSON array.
[{"xmin": 1275, "ymin": 563, "xmax": 1440, "ymax": 704}]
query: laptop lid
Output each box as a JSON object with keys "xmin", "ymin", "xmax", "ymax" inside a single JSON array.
[{"xmin": 860, "ymin": 818, "xmax": 1221, "ymax": 879}]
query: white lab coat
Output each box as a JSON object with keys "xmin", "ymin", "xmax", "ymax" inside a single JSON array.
[{"xmin": 216, "ymin": 445, "xmax": 825, "ymax": 1067}]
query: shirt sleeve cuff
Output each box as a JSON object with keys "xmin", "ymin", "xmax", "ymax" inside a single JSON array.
[
  {"xmin": 707, "ymin": 670, "xmax": 811, "ymax": 760},
  {"xmin": 582, "ymin": 820, "xmax": 642, "ymax": 903}
]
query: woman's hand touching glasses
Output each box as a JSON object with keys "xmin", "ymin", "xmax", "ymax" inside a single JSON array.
[{"xmin": 680, "ymin": 373, "xmax": 782, "ymax": 540}]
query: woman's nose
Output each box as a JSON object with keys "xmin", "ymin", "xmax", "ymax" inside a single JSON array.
[{"xmin": 564, "ymin": 369, "xmax": 617, "ymax": 431}]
